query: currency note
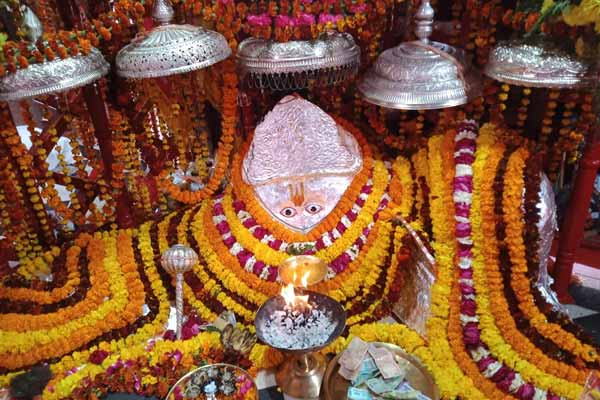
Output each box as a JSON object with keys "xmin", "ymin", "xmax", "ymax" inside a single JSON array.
[
  {"xmin": 339, "ymin": 337, "xmax": 370, "ymax": 371},
  {"xmin": 366, "ymin": 376, "xmax": 403, "ymax": 394},
  {"xmin": 347, "ymin": 386, "xmax": 373, "ymax": 400},
  {"xmin": 368, "ymin": 346, "xmax": 404, "ymax": 379}
]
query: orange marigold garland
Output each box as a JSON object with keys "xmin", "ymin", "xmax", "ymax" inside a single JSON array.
[{"xmin": 157, "ymin": 59, "xmax": 238, "ymax": 205}]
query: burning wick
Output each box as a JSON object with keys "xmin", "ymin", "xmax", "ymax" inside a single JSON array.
[
  {"xmin": 263, "ymin": 271, "xmax": 337, "ymax": 350},
  {"xmin": 281, "ymin": 271, "xmax": 311, "ymax": 312}
]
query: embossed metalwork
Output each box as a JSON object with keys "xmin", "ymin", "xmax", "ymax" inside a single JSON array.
[
  {"xmin": 243, "ymin": 96, "xmax": 362, "ymax": 185},
  {"xmin": 0, "ymin": 47, "xmax": 109, "ymax": 101},
  {"xmin": 243, "ymin": 96, "xmax": 362, "ymax": 233},
  {"xmin": 358, "ymin": 0, "xmax": 482, "ymax": 110},
  {"xmin": 152, "ymin": 0, "xmax": 174, "ymax": 25},
  {"xmin": 161, "ymin": 244, "xmax": 198, "ymax": 275},
  {"xmin": 484, "ymin": 39, "xmax": 596, "ymax": 89},
  {"xmin": 237, "ymin": 32, "xmax": 360, "ymax": 90},
  {"xmin": 115, "ymin": 0, "xmax": 230, "ymax": 79},
  {"xmin": 161, "ymin": 244, "xmax": 198, "ymax": 339}
]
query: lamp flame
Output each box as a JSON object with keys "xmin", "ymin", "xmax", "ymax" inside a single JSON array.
[{"xmin": 281, "ymin": 271, "xmax": 310, "ymax": 309}]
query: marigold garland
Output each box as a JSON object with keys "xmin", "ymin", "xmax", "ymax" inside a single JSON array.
[
  {"xmin": 478, "ymin": 124, "xmax": 589, "ymax": 385},
  {"xmin": 503, "ymin": 148, "xmax": 599, "ymax": 365},
  {"xmin": 157, "ymin": 60, "xmax": 238, "ymax": 205}
]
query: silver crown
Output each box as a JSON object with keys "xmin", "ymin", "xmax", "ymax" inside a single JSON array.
[
  {"xmin": 115, "ymin": 0, "xmax": 231, "ymax": 79},
  {"xmin": 358, "ymin": 0, "xmax": 482, "ymax": 110},
  {"xmin": 0, "ymin": 47, "xmax": 109, "ymax": 101},
  {"xmin": 237, "ymin": 32, "xmax": 360, "ymax": 90},
  {"xmin": 484, "ymin": 38, "xmax": 596, "ymax": 89}
]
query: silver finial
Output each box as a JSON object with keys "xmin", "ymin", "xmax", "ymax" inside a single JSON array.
[
  {"xmin": 152, "ymin": 0, "xmax": 174, "ymax": 25},
  {"xmin": 415, "ymin": 0, "xmax": 434, "ymax": 43},
  {"xmin": 21, "ymin": 5, "xmax": 43, "ymax": 42}
]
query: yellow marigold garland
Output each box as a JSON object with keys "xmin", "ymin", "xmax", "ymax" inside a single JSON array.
[
  {"xmin": 424, "ymin": 134, "xmax": 485, "ymax": 399},
  {"xmin": 503, "ymin": 148, "xmax": 599, "ymax": 365},
  {"xmin": 471, "ymin": 126, "xmax": 583, "ymax": 397},
  {"xmin": 158, "ymin": 59, "xmax": 238, "ymax": 204},
  {"xmin": 389, "ymin": 156, "xmax": 414, "ymax": 218},
  {"xmin": 219, "ymin": 159, "xmax": 388, "ymax": 267}
]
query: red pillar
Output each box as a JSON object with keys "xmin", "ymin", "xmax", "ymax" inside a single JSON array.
[{"xmin": 552, "ymin": 129, "xmax": 600, "ymax": 303}]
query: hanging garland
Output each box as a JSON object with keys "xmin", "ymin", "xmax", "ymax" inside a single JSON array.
[{"xmin": 156, "ymin": 59, "xmax": 238, "ymax": 205}]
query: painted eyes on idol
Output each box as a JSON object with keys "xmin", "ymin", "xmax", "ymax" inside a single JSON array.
[
  {"xmin": 280, "ymin": 204, "xmax": 323, "ymax": 218},
  {"xmin": 305, "ymin": 203, "xmax": 322, "ymax": 215},
  {"xmin": 281, "ymin": 207, "xmax": 297, "ymax": 218}
]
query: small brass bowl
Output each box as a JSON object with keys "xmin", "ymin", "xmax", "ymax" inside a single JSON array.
[{"xmin": 278, "ymin": 255, "xmax": 328, "ymax": 287}]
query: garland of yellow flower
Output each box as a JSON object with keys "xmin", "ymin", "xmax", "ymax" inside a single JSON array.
[
  {"xmin": 0, "ymin": 239, "xmax": 101, "ymax": 331},
  {"xmin": 410, "ymin": 148, "xmax": 428, "ymax": 220},
  {"xmin": 389, "ymin": 157, "xmax": 414, "ymax": 218},
  {"xmin": 231, "ymin": 116, "xmax": 374, "ymax": 243},
  {"xmin": 0, "ymin": 232, "xmax": 145, "ymax": 366},
  {"xmin": 0, "ymin": 246, "xmax": 69, "ymax": 303},
  {"xmin": 185, "ymin": 199, "xmax": 394, "ymax": 325},
  {"xmin": 221, "ymin": 160, "xmax": 388, "ymax": 267},
  {"xmin": 158, "ymin": 59, "xmax": 238, "ymax": 204},
  {"xmin": 203, "ymin": 192, "xmax": 387, "ymax": 299},
  {"xmin": 470, "ymin": 126, "xmax": 584, "ymax": 397},
  {"xmin": 478, "ymin": 124, "xmax": 588, "ymax": 385},
  {"xmin": 424, "ymin": 134, "xmax": 485, "ymax": 399},
  {"xmin": 504, "ymin": 147, "xmax": 599, "ymax": 364},
  {"xmin": 0, "ymin": 228, "xmax": 170, "ymax": 387}
]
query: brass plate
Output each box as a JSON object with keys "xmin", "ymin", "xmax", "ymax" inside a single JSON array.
[
  {"xmin": 164, "ymin": 363, "xmax": 258, "ymax": 399},
  {"xmin": 279, "ymin": 255, "xmax": 328, "ymax": 286},
  {"xmin": 323, "ymin": 342, "xmax": 440, "ymax": 400}
]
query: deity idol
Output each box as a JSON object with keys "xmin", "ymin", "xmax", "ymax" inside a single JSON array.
[
  {"xmin": 1, "ymin": 95, "xmax": 577, "ymax": 378},
  {"xmin": 177, "ymin": 94, "xmax": 559, "ymax": 331}
]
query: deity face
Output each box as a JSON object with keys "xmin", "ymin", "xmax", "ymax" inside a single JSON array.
[
  {"xmin": 253, "ymin": 176, "xmax": 353, "ymax": 234},
  {"xmin": 242, "ymin": 95, "xmax": 363, "ymax": 235}
]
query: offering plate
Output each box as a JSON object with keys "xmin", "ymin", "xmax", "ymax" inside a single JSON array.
[
  {"xmin": 323, "ymin": 342, "xmax": 440, "ymax": 400},
  {"xmin": 165, "ymin": 363, "xmax": 257, "ymax": 399},
  {"xmin": 255, "ymin": 291, "xmax": 346, "ymax": 398}
]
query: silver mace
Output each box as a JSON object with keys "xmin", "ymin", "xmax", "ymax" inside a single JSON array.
[{"xmin": 161, "ymin": 244, "xmax": 198, "ymax": 339}]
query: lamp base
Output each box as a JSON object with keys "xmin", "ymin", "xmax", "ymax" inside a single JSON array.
[{"xmin": 276, "ymin": 352, "xmax": 327, "ymax": 399}]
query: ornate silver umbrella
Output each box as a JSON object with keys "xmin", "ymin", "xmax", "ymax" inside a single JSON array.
[
  {"xmin": 236, "ymin": 31, "xmax": 360, "ymax": 91},
  {"xmin": 358, "ymin": 0, "xmax": 482, "ymax": 110},
  {"xmin": 484, "ymin": 38, "xmax": 596, "ymax": 89},
  {"xmin": 115, "ymin": 0, "xmax": 231, "ymax": 79},
  {"xmin": 0, "ymin": 6, "xmax": 109, "ymax": 102}
]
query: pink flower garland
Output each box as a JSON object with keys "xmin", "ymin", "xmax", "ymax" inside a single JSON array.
[{"xmin": 452, "ymin": 121, "xmax": 559, "ymax": 400}]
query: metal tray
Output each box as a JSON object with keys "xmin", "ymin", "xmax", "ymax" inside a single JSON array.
[{"xmin": 323, "ymin": 342, "xmax": 440, "ymax": 400}]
